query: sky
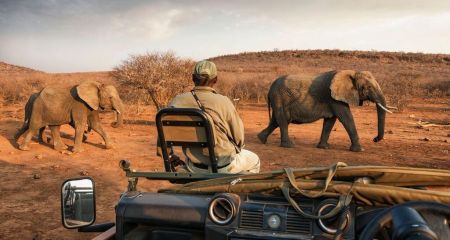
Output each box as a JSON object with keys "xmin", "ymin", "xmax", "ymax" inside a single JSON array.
[{"xmin": 0, "ymin": 0, "xmax": 449, "ymax": 72}]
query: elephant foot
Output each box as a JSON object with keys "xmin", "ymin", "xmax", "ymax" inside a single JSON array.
[
  {"xmin": 350, "ymin": 144, "xmax": 364, "ymax": 152},
  {"xmin": 373, "ymin": 136, "xmax": 384, "ymax": 142},
  {"xmin": 257, "ymin": 132, "xmax": 268, "ymax": 144},
  {"xmin": 105, "ymin": 144, "xmax": 113, "ymax": 149},
  {"xmin": 280, "ymin": 140, "xmax": 295, "ymax": 148},
  {"xmin": 317, "ymin": 142, "xmax": 330, "ymax": 149},
  {"xmin": 39, "ymin": 135, "xmax": 50, "ymax": 144},
  {"xmin": 54, "ymin": 143, "xmax": 68, "ymax": 151},
  {"xmin": 111, "ymin": 122, "xmax": 122, "ymax": 128},
  {"xmin": 19, "ymin": 145, "xmax": 30, "ymax": 151},
  {"xmin": 72, "ymin": 146, "xmax": 84, "ymax": 153}
]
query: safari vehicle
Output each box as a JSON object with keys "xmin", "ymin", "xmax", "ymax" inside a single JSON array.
[{"xmin": 60, "ymin": 108, "xmax": 450, "ymax": 240}]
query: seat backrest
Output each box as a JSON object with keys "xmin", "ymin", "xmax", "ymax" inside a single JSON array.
[{"xmin": 156, "ymin": 108, "xmax": 218, "ymax": 173}]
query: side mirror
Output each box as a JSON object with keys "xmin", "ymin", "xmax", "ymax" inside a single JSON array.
[{"xmin": 61, "ymin": 177, "xmax": 96, "ymax": 229}]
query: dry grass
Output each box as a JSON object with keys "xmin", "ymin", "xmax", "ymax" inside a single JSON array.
[
  {"xmin": 210, "ymin": 50, "xmax": 450, "ymax": 111},
  {"xmin": 0, "ymin": 65, "xmax": 114, "ymax": 105},
  {"xmin": 1, "ymin": 50, "xmax": 449, "ymax": 112}
]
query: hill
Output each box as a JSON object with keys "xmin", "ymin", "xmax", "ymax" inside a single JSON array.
[
  {"xmin": 0, "ymin": 61, "xmax": 44, "ymax": 75},
  {"xmin": 0, "ymin": 49, "xmax": 448, "ymax": 108},
  {"xmin": 211, "ymin": 50, "xmax": 449, "ymax": 67},
  {"xmin": 210, "ymin": 50, "xmax": 449, "ymax": 78},
  {"xmin": 209, "ymin": 50, "xmax": 450, "ymax": 107},
  {"xmin": 0, "ymin": 62, "xmax": 113, "ymax": 104}
]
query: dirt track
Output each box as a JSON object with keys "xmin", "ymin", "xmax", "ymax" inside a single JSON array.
[{"xmin": 0, "ymin": 99, "xmax": 449, "ymax": 239}]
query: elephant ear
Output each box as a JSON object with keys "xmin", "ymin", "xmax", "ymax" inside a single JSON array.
[
  {"xmin": 76, "ymin": 81, "xmax": 100, "ymax": 110},
  {"xmin": 330, "ymin": 70, "xmax": 360, "ymax": 106}
]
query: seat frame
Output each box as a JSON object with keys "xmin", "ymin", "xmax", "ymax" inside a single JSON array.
[{"xmin": 155, "ymin": 108, "xmax": 218, "ymax": 173}]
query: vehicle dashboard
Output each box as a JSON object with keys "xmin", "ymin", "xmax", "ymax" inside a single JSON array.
[
  {"xmin": 114, "ymin": 190, "xmax": 450, "ymax": 240},
  {"xmin": 116, "ymin": 192, "xmax": 358, "ymax": 240}
]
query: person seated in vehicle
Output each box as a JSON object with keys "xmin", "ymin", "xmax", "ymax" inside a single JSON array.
[{"xmin": 164, "ymin": 60, "xmax": 260, "ymax": 174}]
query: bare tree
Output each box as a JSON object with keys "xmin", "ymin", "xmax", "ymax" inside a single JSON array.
[{"xmin": 112, "ymin": 51, "xmax": 194, "ymax": 110}]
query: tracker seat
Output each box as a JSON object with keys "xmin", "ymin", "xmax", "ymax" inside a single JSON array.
[{"xmin": 155, "ymin": 108, "xmax": 218, "ymax": 173}]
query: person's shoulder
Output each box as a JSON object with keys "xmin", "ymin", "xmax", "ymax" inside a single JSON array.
[
  {"xmin": 213, "ymin": 93, "xmax": 236, "ymax": 110},
  {"xmin": 169, "ymin": 92, "xmax": 193, "ymax": 106},
  {"xmin": 173, "ymin": 92, "xmax": 192, "ymax": 100},
  {"xmin": 180, "ymin": 91, "xmax": 193, "ymax": 97},
  {"xmin": 210, "ymin": 92, "xmax": 230, "ymax": 103}
]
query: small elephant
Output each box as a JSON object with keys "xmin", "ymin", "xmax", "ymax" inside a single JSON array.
[
  {"xmin": 15, "ymin": 81, "xmax": 124, "ymax": 152},
  {"xmin": 15, "ymin": 92, "xmax": 123, "ymax": 146},
  {"xmin": 14, "ymin": 92, "xmax": 87, "ymax": 145},
  {"xmin": 258, "ymin": 70, "xmax": 391, "ymax": 152}
]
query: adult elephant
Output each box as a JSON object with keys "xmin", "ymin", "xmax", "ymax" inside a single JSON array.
[
  {"xmin": 257, "ymin": 70, "xmax": 392, "ymax": 152},
  {"xmin": 15, "ymin": 81, "xmax": 124, "ymax": 152}
]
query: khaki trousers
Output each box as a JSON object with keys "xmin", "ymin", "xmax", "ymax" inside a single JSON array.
[{"xmin": 186, "ymin": 149, "xmax": 260, "ymax": 174}]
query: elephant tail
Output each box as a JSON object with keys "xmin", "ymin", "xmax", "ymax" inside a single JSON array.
[
  {"xmin": 15, "ymin": 92, "xmax": 38, "ymax": 140},
  {"xmin": 15, "ymin": 108, "xmax": 31, "ymax": 140},
  {"xmin": 14, "ymin": 122, "xmax": 28, "ymax": 140}
]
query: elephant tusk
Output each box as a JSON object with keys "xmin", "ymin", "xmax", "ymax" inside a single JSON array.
[
  {"xmin": 386, "ymin": 105, "xmax": 398, "ymax": 110},
  {"xmin": 377, "ymin": 103, "xmax": 393, "ymax": 114}
]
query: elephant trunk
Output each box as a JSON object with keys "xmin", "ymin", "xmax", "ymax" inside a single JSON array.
[
  {"xmin": 373, "ymin": 95, "xmax": 387, "ymax": 142},
  {"xmin": 112, "ymin": 98, "xmax": 124, "ymax": 128}
]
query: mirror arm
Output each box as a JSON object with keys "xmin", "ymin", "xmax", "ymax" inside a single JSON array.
[
  {"xmin": 127, "ymin": 176, "xmax": 138, "ymax": 192},
  {"xmin": 120, "ymin": 160, "xmax": 138, "ymax": 191},
  {"xmin": 78, "ymin": 222, "xmax": 115, "ymax": 232}
]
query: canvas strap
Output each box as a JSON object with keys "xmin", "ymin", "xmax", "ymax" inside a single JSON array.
[
  {"xmin": 191, "ymin": 90, "xmax": 241, "ymax": 153},
  {"xmin": 281, "ymin": 162, "xmax": 352, "ymax": 220},
  {"xmin": 191, "ymin": 90, "xmax": 207, "ymax": 112}
]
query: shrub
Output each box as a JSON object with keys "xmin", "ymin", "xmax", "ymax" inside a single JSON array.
[
  {"xmin": 423, "ymin": 80, "xmax": 450, "ymax": 97},
  {"xmin": 379, "ymin": 72, "xmax": 424, "ymax": 111},
  {"xmin": 112, "ymin": 51, "xmax": 195, "ymax": 110},
  {"xmin": 214, "ymin": 72, "xmax": 275, "ymax": 105},
  {"xmin": 0, "ymin": 75, "xmax": 44, "ymax": 104}
]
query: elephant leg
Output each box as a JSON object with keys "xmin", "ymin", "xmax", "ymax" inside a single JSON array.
[
  {"xmin": 72, "ymin": 115, "xmax": 87, "ymax": 153},
  {"xmin": 279, "ymin": 123, "xmax": 294, "ymax": 148},
  {"xmin": 334, "ymin": 105, "xmax": 363, "ymax": 152},
  {"xmin": 38, "ymin": 127, "xmax": 48, "ymax": 144},
  {"xmin": 317, "ymin": 117, "xmax": 337, "ymax": 149},
  {"xmin": 50, "ymin": 126, "xmax": 67, "ymax": 151},
  {"xmin": 84, "ymin": 116, "xmax": 94, "ymax": 142},
  {"xmin": 19, "ymin": 117, "xmax": 43, "ymax": 150},
  {"xmin": 257, "ymin": 112, "xmax": 279, "ymax": 144},
  {"xmin": 70, "ymin": 121, "xmax": 88, "ymax": 142},
  {"xmin": 73, "ymin": 126, "xmax": 85, "ymax": 153},
  {"xmin": 19, "ymin": 128, "xmax": 37, "ymax": 151},
  {"xmin": 89, "ymin": 114, "xmax": 112, "ymax": 149},
  {"xmin": 276, "ymin": 110, "xmax": 294, "ymax": 148},
  {"xmin": 83, "ymin": 131, "xmax": 89, "ymax": 142}
]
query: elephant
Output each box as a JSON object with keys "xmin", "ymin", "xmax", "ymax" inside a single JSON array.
[
  {"xmin": 257, "ymin": 70, "xmax": 392, "ymax": 152},
  {"xmin": 15, "ymin": 81, "xmax": 124, "ymax": 152},
  {"xmin": 15, "ymin": 92, "xmax": 123, "ymax": 145}
]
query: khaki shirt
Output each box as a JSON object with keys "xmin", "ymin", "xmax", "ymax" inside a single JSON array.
[{"xmin": 168, "ymin": 86, "xmax": 244, "ymax": 167}]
